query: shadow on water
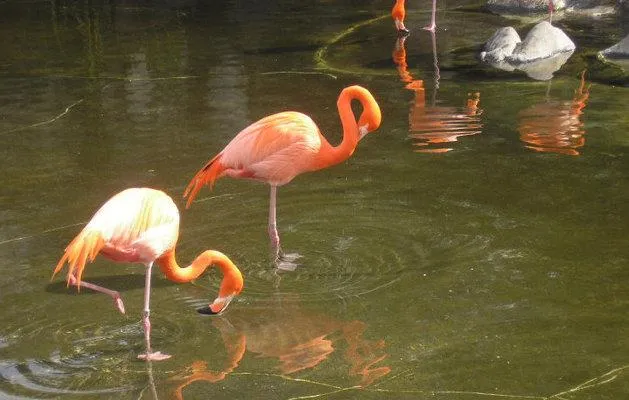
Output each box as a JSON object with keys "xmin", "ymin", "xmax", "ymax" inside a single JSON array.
[{"xmin": 45, "ymin": 273, "xmax": 174, "ymax": 294}]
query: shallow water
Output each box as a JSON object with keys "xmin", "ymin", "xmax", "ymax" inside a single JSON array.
[{"xmin": 2, "ymin": 0, "xmax": 629, "ymax": 399}]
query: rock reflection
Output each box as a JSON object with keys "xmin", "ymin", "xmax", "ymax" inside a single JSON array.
[
  {"xmin": 518, "ymin": 71, "xmax": 590, "ymax": 155},
  {"xmin": 393, "ymin": 34, "xmax": 483, "ymax": 153},
  {"xmin": 169, "ymin": 295, "xmax": 390, "ymax": 399}
]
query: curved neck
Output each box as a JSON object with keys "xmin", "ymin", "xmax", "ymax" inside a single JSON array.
[
  {"xmin": 315, "ymin": 87, "xmax": 373, "ymax": 169},
  {"xmin": 157, "ymin": 249, "xmax": 243, "ymax": 298}
]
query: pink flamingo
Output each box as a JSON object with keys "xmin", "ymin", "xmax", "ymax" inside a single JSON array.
[
  {"xmin": 183, "ymin": 86, "xmax": 381, "ymax": 255},
  {"xmin": 52, "ymin": 187, "xmax": 244, "ymax": 361}
]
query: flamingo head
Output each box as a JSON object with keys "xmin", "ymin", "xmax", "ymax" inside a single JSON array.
[
  {"xmin": 356, "ymin": 91, "xmax": 382, "ymax": 140},
  {"xmin": 197, "ymin": 258, "xmax": 244, "ymax": 315}
]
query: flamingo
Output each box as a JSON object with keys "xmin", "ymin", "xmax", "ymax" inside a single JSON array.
[
  {"xmin": 392, "ymin": 0, "xmax": 409, "ymax": 35},
  {"xmin": 392, "ymin": 0, "xmax": 437, "ymax": 34},
  {"xmin": 183, "ymin": 85, "xmax": 381, "ymax": 256},
  {"xmin": 52, "ymin": 187, "xmax": 244, "ymax": 361}
]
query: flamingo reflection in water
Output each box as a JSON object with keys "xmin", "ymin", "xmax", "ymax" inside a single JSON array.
[
  {"xmin": 169, "ymin": 295, "xmax": 391, "ymax": 399},
  {"xmin": 518, "ymin": 71, "xmax": 590, "ymax": 155},
  {"xmin": 393, "ymin": 33, "xmax": 483, "ymax": 153}
]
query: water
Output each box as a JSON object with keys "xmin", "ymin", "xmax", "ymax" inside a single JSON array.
[{"xmin": 2, "ymin": 0, "xmax": 629, "ymax": 398}]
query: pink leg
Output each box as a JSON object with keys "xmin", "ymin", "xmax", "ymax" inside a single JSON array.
[
  {"xmin": 423, "ymin": 0, "xmax": 437, "ymax": 31},
  {"xmin": 268, "ymin": 185, "xmax": 281, "ymax": 252},
  {"xmin": 137, "ymin": 262, "xmax": 171, "ymax": 361},
  {"xmin": 68, "ymin": 274, "xmax": 125, "ymax": 314}
]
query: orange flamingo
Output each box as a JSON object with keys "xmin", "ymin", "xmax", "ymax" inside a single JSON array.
[
  {"xmin": 52, "ymin": 187, "xmax": 244, "ymax": 361},
  {"xmin": 392, "ymin": 0, "xmax": 437, "ymax": 34},
  {"xmin": 392, "ymin": 0, "xmax": 409, "ymax": 34},
  {"xmin": 184, "ymin": 85, "xmax": 381, "ymax": 254}
]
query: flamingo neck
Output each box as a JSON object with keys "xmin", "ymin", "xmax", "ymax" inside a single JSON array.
[
  {"xmin": 315, "ymin": 86, "xmax": 374, "ymax": 169},
  {"xmin": 157, "ymin": 249, "xmax": 243, "ymax": 298},
  {"xmin": 392, "ymin": 0, "xmax": 405, "ymax": 18}
]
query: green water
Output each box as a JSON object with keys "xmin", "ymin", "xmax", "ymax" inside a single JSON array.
[{"xmin": 2, "ymin": 0, "xmax": 629, "ymax": 399}]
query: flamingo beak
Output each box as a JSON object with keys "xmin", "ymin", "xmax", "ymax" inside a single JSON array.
[
  {"xmin": 358, "ymin": 125, "xmax": 369, "ymax": 141},
  {"xmin": 197, "ymin": 295, "xmax": 234, "ymax": 315}
]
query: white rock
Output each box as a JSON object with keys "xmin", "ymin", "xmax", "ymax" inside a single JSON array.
[
  {"xmin": 480, "ymin": 26, "xmax": 521, "ymax": 63},
  {"xmin": 506, "ymin": 21, "xmax": 576, "ymax": 64}
]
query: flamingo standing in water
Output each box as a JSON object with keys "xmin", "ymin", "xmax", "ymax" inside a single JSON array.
[
  {"xmin": 52, "ymin": 187, "xmax": 244, "ymax": 361},
  {"xmin": 184, "ymin": 85, "xmax": 381, "ymax": 256},
  {"xmin": 392, "ymin": 0, "xmax": 409, "ymax": 34},
  {"xmin": 391, "ymin": 0, "xmax": 437, "ymax": 34}
]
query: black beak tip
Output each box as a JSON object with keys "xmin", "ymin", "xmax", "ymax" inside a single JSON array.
[
  {"xmin": 398, "ymin": 28, "xmax": 410, "ymax": 37},
  {"xmin": 197, "ymin": 306, "xmax": 218, "ymax": 315}
]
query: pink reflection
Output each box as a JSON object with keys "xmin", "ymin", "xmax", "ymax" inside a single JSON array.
[
  {"xmin": 518, "ymin": 71, "xmax": 590, "ymax": 156},
  {"xmin": 169, "ymin": 297, "xmax": 390, "ymax": 399},
  {"xmin": 393, "ymin": 34, "xmax": 483, "ymax": 153}
]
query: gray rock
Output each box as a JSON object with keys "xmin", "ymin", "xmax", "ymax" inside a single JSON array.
[
  {"xmin": 506, "ymin": 21, "xmax": 576, "ymax": 64},
  {"xmin": 487, "ymin": 0, "xmax": 565, "ymax": 12},
  {"xmin": 480, "ymin": 27, "xmax": 522, "ymax": 63},
  {"xmin": 600, "ymin": 34, "xmax": 629, "ymax": 58}
]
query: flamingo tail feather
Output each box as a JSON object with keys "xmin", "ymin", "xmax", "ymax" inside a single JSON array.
[
  {"xmin": 52, "ymin": 230, "xmax": 105, "ymax": 290},
  {"xmin": 183, "ymin": 154, "xmax": 225, "ymax": 208}
]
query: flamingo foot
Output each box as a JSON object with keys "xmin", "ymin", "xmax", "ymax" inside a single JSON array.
[
  {"xmin": 422, "ymin": 24, "xmax": 436, "ymax": 32},
  {"xmin": 114, "ymin": 297, "xmax": 126, "ymax": 314},
  {"xmin": 138, "ymin": 351, "xmax": 172, "ymax": 361},
  {"xmin": 275, "ymin": 251, "xmax": 302, "ymax": 272}
]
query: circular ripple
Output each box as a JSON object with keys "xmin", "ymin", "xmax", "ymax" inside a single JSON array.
[{"xmin": 174, "ymin": 183, "xmax": 496, "ymax": 307}]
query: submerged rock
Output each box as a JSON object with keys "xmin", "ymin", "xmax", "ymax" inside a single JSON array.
[
  {"xmin": 599, "ymin": 34, "xmax": 629, "ymax": 70},
  {"xmin": 600, "ymin": 34, "xmax": 629, "ymax": 58},
  {"xmin": 517, "ymin": 50, "xmax": 575, "ymax": 79},
  {"xmin": 486, "ymin": 0, "xmax": 615, "ymax": 14}
]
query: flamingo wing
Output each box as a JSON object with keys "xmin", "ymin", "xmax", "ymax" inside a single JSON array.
[
  {"xmin": 90, "ymin": 188, "xmax": 180, "ymax": 262},
  {"xmin": 54, "ymin": 188, "xmax": 180, "ymax": 285},
  {"xmin": 219, "ymin": 111, "xmax": 323, "ymax": 185}
]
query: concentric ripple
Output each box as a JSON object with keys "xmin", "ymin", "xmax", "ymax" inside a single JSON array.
[
  {"xmin": 174, "ymin": 182, "xmax": 498, "ymax": 308},
  {"xmin": 0, "ymin": 299, "xmax": 189, "ymax": 398}
]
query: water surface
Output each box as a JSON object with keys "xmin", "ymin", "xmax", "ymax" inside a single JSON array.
[{"xmin": 2, "ymin": 0, "xmax": 629, "ymax": 399}]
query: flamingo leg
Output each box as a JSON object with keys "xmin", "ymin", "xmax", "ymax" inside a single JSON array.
[
  {"xmin": 395, "ymin": 19, "xmax": 409, "ymax": 35},
  {"xmin": 268, "ymin": 185, "xmax": 281, "ymax": 251},
  {"xmin": 267, "ymin": 185, "xmax": 303, "ymax": 271},
  {"xmin": 423, "ymin": 0, "xmax": 437, "ymax": 32},
  {"xmin": 137, "ymin": 262, "xmax": 171, "ymax": 361},
  {"xmin": 68, "ymin": 274, "xmax": 126, "ymax": 314}
]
